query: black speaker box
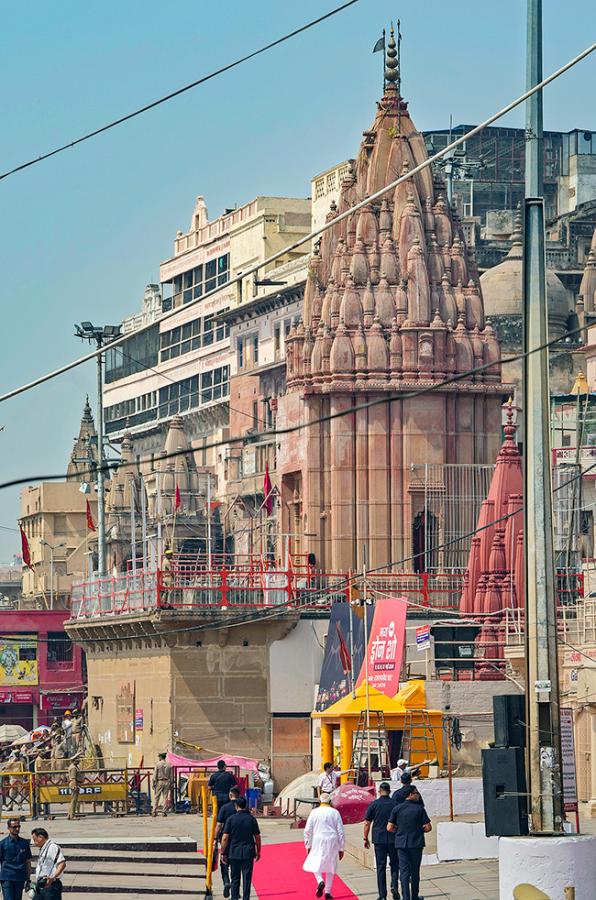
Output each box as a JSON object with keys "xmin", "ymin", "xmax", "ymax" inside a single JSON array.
[
  {"xmin": 493, "ymin": 693, "xmax": 526, "ymax": 748},
  {"xmin": 482, "ymin": 746, "xmax": 529, "ymax": 836}
]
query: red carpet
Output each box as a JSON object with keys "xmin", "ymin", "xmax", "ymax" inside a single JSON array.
[{"xmin": 251, "ymin": 841, "xmax": 358, "ymax": 898}]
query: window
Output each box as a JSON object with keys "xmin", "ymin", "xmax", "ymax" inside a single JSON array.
[
  {"xmin": 47, "ymin": 632, "xmax": 73, "ymax": 666},
  {"xmin": 170, "ymin": 253, "xmax": 230, "ymax": 305}
]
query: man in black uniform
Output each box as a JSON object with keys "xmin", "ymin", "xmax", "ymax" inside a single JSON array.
[
  {"xmin": 214, "ymin": 787, "xmax": 241, "ymax": 898},
  {"xmin": 208, "ymin": 760, "xmax": 238, "ymax": 812},
  {"xmin": 391, "ymin": 773, "xmax": 425, "ymax": 809},
  {"xmin": 387, "ymin": 787, "xmax": 431, "ymax": 900},
  {"xmin": 363, "ymin": 782, "xmax": 399, "ymax": 900},
  {"xmin": 221, "ymin": 797, "xmax": 261, "ymax": 900}
]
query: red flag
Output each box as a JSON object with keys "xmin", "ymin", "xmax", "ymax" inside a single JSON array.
[
  {"xmin": 19, "ymin": 525, "xmax": 34, "ymax": 572},
  {"xmin": 336, "ymin": 621, "xmax": 352, "ymax": 675},
  {"xmin": 86, "ymin": 499, "xmax": 96, "ymax": 532},
  {"xmin": 263, "ymin": 464, "xmax": 273, "ymax": 516},
  {"xmin": 174, "ymin": 483, "xmax": 181, "ymax": 512}
]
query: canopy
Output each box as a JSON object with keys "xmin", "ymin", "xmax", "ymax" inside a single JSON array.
[{"xmin": 167, "ymin": 751, "xmax": 260, "ymax": 774}]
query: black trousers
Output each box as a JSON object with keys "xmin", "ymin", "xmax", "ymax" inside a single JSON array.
[
  {"xmin": 397, "ymin": 848, "xmax": 423, "ymax": 900},
  {"xmin": 230, "ymin": 858, "xmax": 254, "ymax": 900},
  {"xmin": 374, "ymin": 842, "xmax": 399, "ymax": 898}
]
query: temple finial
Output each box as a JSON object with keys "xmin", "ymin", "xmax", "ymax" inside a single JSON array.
[{"xmin": 385, "ymin": 24, "xmax": 398, "ymax": 87}]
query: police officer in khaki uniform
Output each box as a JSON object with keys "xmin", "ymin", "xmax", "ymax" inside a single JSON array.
[{"xmin": 152, "ymin": 753, "xmax": 173, "ymax": 817}]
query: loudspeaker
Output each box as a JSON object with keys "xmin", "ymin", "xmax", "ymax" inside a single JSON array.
[
  {"xmin": 493, "ymin": 694, "xmax": 526, "ymax": 748},
  {"xmin": 482, "ymin": 746, "xmax": 528, "ymax": 836}
]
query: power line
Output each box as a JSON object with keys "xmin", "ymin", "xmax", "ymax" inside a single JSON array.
[
  {"xmin": 1, "ymin": 38, "xmax": 594, "ymax": 406},
  {"xmin": 0, "ymin": 320, "xmax": 589, "ymax": 493},
  {"xmin": 0, "ymin": 1, "xmax": 362, "ymax": 183}
]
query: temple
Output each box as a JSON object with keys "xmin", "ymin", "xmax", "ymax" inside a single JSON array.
[{"xmin": 277, "ymin": 30, "xmax": 510, "ymax": 572}]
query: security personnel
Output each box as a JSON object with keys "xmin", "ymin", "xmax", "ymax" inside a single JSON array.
[
  {"xmin": 221, "ymin": 797, "xmax": 261, "ymax": 900},
  {"xmin": 387, "ymin": 787, "xmax": 432, "ymax": 900},
  {"xmin": 363, "ymin": 782, "xmax": 399, "ymax": 900},
  {"xmin": 391, "ymin": 773, "xmax": 425, "ymax": 808},
  {"xmin": 208, "ymin": 761, "xmax": 238, "ymax": 812},
  {"xmin": 214, "ymin": 787, "xmax": 241, "ymax": 898}
]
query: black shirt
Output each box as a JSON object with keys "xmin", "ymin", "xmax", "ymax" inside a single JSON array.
[
  {"xmin": 391, "ymin": 784, "xmax": 425, "ymax": 807},
  {"xmin": 208, "ymin": 770, "xmax": 238, "ymax": 801},
  {"xmin": 364, "ymin": 795, "xmax": 395, "ymax": 845},
  {"xmin": 217, "ymin": 799, "xmax": 237, "ymax": 826},
  {"xmin": 0, "ymin": 835, "xmax": 32, "ymax": 882},
  {"xmin": 223, "ymin": 810, "xmax": 261, "ymax": 860},
  {"xmin": 389, "ymin": 801, "xmax": 431, "ymax": 850}
]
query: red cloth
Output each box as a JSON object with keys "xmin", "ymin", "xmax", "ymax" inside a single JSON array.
[
  {"xmin": 251, "ymin": 841, "xmax": 358, "ymax": 898},
  {"xmin": 86, "ymin": 499, "xmax": 96, "ymax": 532},
  {"xmin": 19, "ymin": 525, "xmax": 33, "ymax": 571}
]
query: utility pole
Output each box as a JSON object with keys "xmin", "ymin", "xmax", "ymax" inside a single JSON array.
[
  {"xmin": 523, "ymin": 0, "xmax": 564, "ymax": 834},
  {"xmin": 75, "ymin": 322, "xmax": 122, "ymax": 578}
]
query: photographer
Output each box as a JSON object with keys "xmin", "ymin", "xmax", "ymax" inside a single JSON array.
[{"xmin": 30, "ymin": 830, "xmax": 65, "ymax": 900}]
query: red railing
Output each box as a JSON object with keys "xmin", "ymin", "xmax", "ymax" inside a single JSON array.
[{"xmin": 69, "ymin": 566, "xmax": 584, "ymax": 621}]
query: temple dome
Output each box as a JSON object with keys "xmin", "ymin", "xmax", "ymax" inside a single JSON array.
[{"xmin": 480, "ymin": 219, "xmax": 570, "ymax": 339}]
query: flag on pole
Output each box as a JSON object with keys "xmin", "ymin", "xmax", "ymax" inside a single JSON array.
[
  {"xmin": 336, "ymin": 621, "xmax": 352, "ymax": 675},
  {"xmin": 86, "ymin": 499, "xmax": 96, "ymax": 532},
  {"xmin": 373, "ymin": 31, "xmax": 385, "ymax": 53},
  {"xmin": 174, "ymin": 483, "xmax": 181, "ymax": 512},
  {"xmin": 263, "ymin": 464, "xmax": 273, "ymax": 516},
  {"xmin": 19, "ymin": 525, "xmax": 34, "ymax": 571}
]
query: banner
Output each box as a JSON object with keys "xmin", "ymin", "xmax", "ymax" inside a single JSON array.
[
  {"xmin": 0, "ymin": 635, "xmax": 38, "ymax": 686},
  {"xmin": 356, "ymin": 597, "xmax": 407, "ymax": 698},
  {"xmin": 315, "ymin": 601, "xmax": 373, "ymax": 712}
]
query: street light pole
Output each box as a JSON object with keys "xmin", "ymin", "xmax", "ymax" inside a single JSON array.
[{"xmin": 523, "ymin": 0, "xmax": 564, "ymax": 834}]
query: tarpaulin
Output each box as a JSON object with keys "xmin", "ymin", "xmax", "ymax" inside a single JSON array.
[{"xmin": 167, "ymin": 751, "xmax": 260, "ymax": 773}]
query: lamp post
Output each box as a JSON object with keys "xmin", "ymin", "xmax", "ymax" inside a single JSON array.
[
  {"xmin": 40, "ymin": 540, "xmax": 65, "ymax": 609},
  {"xmin": 75, "ymin": 322, "xmax": 122, "ymax": 577}
]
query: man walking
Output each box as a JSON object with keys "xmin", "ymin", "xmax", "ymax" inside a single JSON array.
[
  {"xmin": 214, "ymin": 787, "xmax": 241, "ymax": 898},
  {"xmin": 387, "ymin": 787, "xmax": 432, "ymax": 900},
  {"xmin": 303, "ymin": 793, "xmax": 345, "ymax": 899},
  {"xmin": 31, "ymin": 828, "xmax": 66, "ymax": 899},
  {"xmin": 364, "ymin": 782, "xmax": 399, "ymax": 900},
  {"xmin": 151, "ymin": 753, "xmax": 173, "ymax": 817},
  {"xmin": 208, "ymin": 761, "xmax": 238, "ymax": 812},
  {"xmin": 0, "ymin": 818, "xmax": 32, "ymax": 900},
  {"xmin": 221, "ymin": 797, "xmax": 261, "ymax": 900}
]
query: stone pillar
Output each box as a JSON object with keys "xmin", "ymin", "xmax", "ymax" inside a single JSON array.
[
  {"xmin": 368, "ymin": 398, "xmax": 390, "ymax": 569},
  {"xmin": 339, "ymin": 719, "xmax": 354, "ymax": 783},
  {"xmin": 330, "ymin": 395, "xmax": 355, "ymax": 572},
  {"xmin": 320, "ymin": 722, "xmax": 334, "ymax": 766}
]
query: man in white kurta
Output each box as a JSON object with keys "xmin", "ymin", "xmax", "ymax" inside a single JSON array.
[{"xmin": 303, "ymin": 794, "xmax": 345, "ymax": 898}]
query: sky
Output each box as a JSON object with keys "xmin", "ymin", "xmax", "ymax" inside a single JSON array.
[{"xmin": 0, "ymin": 0, "xmax": 594, "ymax": 561}]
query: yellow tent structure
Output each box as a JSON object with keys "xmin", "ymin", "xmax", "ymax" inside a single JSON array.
[{"xmin": 313, "ymin": 679, "xmax": 443, "ymax": 780}]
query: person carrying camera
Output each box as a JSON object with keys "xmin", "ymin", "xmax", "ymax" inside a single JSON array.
[{"xmin": 30, "ymin": 829, "xmax": 65, "ymax": 899}]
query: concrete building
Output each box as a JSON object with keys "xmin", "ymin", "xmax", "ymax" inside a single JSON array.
[
  {"xmin": 0, "ymin": 609, "xmax": 85, "ymax": 731},
  {"xmin": 19, "ymin": 401, "xmax": 98, "ymax": 607}
]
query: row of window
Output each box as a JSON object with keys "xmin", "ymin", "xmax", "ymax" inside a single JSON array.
[
  {"xmin": 168, "ymin": 253, "xmax": 230, "ymax": 306},
  {"xmin": 160, "ymin": 312, "xmax": 229, "ymax": 362},
  {"xmin": 104, "ymin": 366, "xmax": 230, "ymax": 432}
]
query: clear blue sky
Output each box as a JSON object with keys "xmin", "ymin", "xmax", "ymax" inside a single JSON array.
[{"xmin": 0, "ymin": 0, "xmax": 594, "ymax": 561}]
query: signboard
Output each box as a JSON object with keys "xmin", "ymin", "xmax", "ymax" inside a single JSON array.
[
  {"xmin": 416, "ymin": 625, "xmax": 431, "ymax": 652},
  {"xmin": 560, "ymin": 707, "xmax": 578, "ymax": 814},
  {"xmin": 356, "ymin": 597, "xmax": 408, "ymax": 698},
  {"xmin": 38, "ymin": 782, "xmax": 127, "ymax": 804},
  {"xmin": 135, "ymin": 708, "xmax": 144, "ymax": 731},
  {"xmin": 0, "ymin": 635, "xmax": 38, "ymax": 685}
]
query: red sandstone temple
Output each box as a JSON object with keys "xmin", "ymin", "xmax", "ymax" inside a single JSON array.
[{"xmin": 277, "ymin": 29, "xmax": 511, "ymax": 572}]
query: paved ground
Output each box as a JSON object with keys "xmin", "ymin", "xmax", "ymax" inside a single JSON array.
[{"xmin": 8, "ymin": 809, "xmax": 596, "ymax": 899}]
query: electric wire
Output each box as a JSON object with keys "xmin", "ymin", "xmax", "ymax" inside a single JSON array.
[
  {"xmin": 0, "ymin": 320, "xmax": 591, "ymax": 492},
  {"xmin": 0, "ymin": 1, "xmax": 362, "ymax": 183},
  {"xmin": 1, "ymin": 37, "xmax": 594, "ymax": 405}
]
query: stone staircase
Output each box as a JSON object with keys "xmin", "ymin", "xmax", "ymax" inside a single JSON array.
[{"xmin": 37, "ymin": 836, "xmax": 207, "ymax": 898}]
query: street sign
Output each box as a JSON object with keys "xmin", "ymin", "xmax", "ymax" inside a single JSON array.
[
  {"xmin": 416, "ymin": 625, "xmax": 431, "ymax": 652},
  {"xmin": 560, "ymin": 708, "xmax": 578, "ymax": 815}
]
